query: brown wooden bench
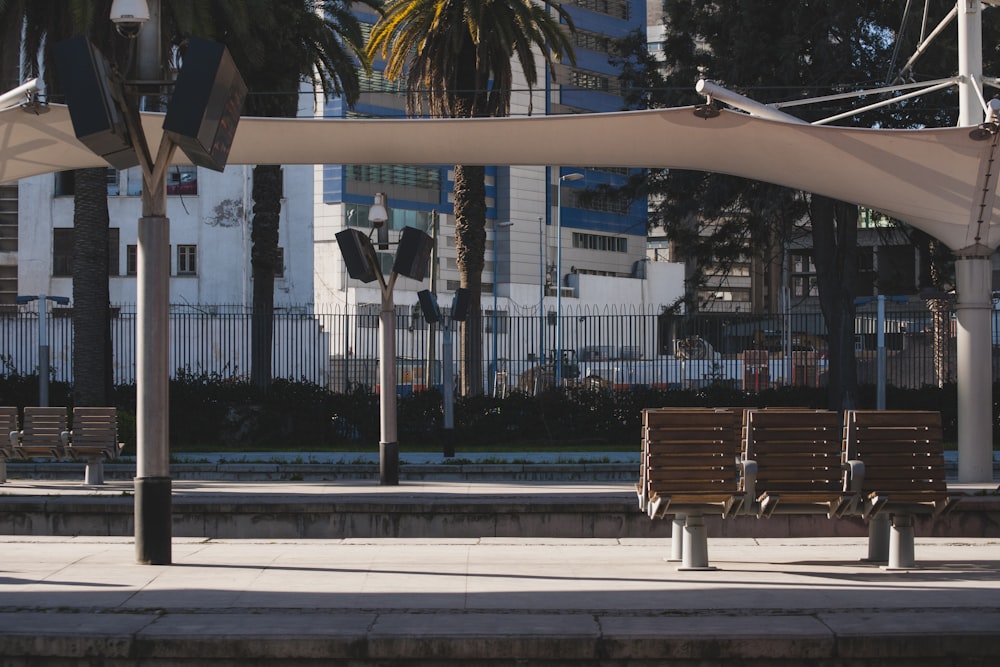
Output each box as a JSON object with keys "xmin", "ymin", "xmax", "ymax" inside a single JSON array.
[
  {"xmin": 741, "ymin": 409, "xmax": 854, "ymax": 519},
  {"xmin": 638, "ymin": 407, "xmax": 958, "ymax": 571},
  {"xmin": 67, "ymin": 407, "xmax": 124, "ymax": 485},
  {"xmin": 843, "ymin": 409, "xmax": 959, "ymax": 568},
  {"xmin": 13, "ymin": 406, "xmax": 68, "ymax": 460},
  {"xmin": 638, "ymin": 407, "xmax": 744, "ymax": 569}
]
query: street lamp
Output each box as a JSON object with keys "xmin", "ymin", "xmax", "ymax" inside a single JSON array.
[
  {"xmin": 55, "ymin": 0, "xmax": 246, "ymax": 565},
  {"xmin": 491, "ymin": 221, "xmax": 514, "ymax": 396},
  {"xmin": 336, "ymin": 196, "xmax": 434, "ymax": 484},
  {"xmin": 15, "ymin": 294, "xmax": 70, "ymax": 406},
  {"xmin": 554, "ymin": 172, "xmax": 584, "ymax": 386}
]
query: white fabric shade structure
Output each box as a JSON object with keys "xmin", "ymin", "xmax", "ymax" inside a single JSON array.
[
  {"xmin": 3, "ymin": 103, "xmax": 1000, "ymax": 253},
  {"xmin": 2, "ymin": 102, "xmax": 996, "ymax": 482}
]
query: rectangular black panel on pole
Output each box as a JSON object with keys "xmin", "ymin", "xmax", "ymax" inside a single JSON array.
[
  {"xmin": 393, "ymin": 227, "xmax": 434, "ymax": 281},
  {"xmin": 163, "ymin": 37, "xmax": 246, "ymax": 172},
  {"xmin": 53, "ymin": 36, "xmax": 138, "ymax": 170},
  {"xmin": 451, "ymin": 288, "xmax": 471, "ymax": 322},
  {"xmin": 335, "ymin": 229, "xmax": 379, "ymax": 283},
  {"xmin": 417, "ymin": 290, "xmax": 441, "ymax": 323}
]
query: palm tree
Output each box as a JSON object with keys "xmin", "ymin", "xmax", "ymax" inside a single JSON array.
[
  {"xmin": 368, "ymin": 0, "xmax": 575, "ymax": 395},
  {"xmin": 169, "ymin": 0, "xmax": 376, "ymax": 391},
  {"xmin": 0, "ymin": 0, "xmax": 120, "ymax": 406}
]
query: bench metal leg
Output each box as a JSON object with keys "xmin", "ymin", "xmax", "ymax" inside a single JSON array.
[
  {"xmin": 668, "ymin": 515, "xmax": 685, "ymax": 562},
  {"xmin": 887, "ymin": 513, "xmax": 916, "ymax": 570},
  {"xmin": 84, "ymin": 457, "xmax": 105, "ymax": 485},
  {"xmin": 864, "ymin": 513, "xmax": 890, "ymax": 562},
  {"xmin": 0, "ymin": 458, "xmax": 6, "ymax": 484},
  {"xmin": 679, "ymin": 514, "xmax": 715, "ymax": 571}
]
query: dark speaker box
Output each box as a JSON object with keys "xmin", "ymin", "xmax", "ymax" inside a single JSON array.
[
  {"xmin": 417, "ymin": 290, "xmax": 441, "ymax": 323},
  {"xmin": 451, "ymin": 288, "xmax": 471, "ymax": 322},
  {"xmin": 53, "ymin": 36, "xmax": 137, "ymax": 169},
  {"xmin": 335, "ymin": 229, "xmax": 379, "ymax": 283},
  {"xmin": 163, "ymin": 37, "xmax": 246, "ymax": 171},
  {"xmin": 393, "ymin": 227, "xmax": 433, "ymax": 280}
]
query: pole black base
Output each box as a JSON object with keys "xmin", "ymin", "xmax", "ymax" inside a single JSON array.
[
  {"xmin": 135, "ymin": 476, "xmax": 172, "ymax": 565},
  {"xmin": 442, "ymin": 428, "xmax": 455, "ymax": 458},
  {"xmin": 380, "ymin": 441, "xmax": 399, "ymax": 485}
]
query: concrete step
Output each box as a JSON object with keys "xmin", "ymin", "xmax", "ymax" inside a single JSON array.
[{"xmin": 1, "ymin": 478, "xmax": 997, "ymax": 540}]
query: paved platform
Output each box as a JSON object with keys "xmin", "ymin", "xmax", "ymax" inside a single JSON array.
[{"xmin": 0, "ymin": 535, "xmax": 998, "ymax": 665}]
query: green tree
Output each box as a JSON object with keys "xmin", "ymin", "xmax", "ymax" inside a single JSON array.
[
  {"xmin": 0, "ymin": 0, "xmax": 122, "ymax": 406},
  {"xmin": 618, "ymin": 2, "xmax": 914, "ymax": 410},
  {"xmin": 368, "ymin": 0, "xmax": 575, "ymax": 395},
  {"xmin": 168, "ymin": 0, "xmax": 376, "ymax": 392}
]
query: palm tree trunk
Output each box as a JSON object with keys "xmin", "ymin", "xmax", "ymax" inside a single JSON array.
[
  {"xmin": 454, "ymin": 164, "xmax": 487, "ymax": 395},
  {"xmin": 250, "ymin": 164, "xmax": 281, "ymax": 391},
  {"xmin": 811, "ymin": 195, "xmax": 859, "ymax": 412},
  {"xmin": 72, "ymin": 167, "xmax": 113, "ymax": 406}
]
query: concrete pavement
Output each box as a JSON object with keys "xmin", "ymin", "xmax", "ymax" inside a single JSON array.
[{"xmin": 0, "ymin": 534, "xmax": 998, "ymax": 665}]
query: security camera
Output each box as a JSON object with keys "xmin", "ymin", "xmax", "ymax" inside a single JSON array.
[{"xmin": 110, "ymin": 0, "xmax": 150, "ymax": 38}]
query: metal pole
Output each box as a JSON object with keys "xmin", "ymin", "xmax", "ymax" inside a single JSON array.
[
  {"xmin": 957, "ymin": 0, "xmax": 983, "ymax": 128},
  {"xmin": 442, "ymin": 319, "xmax": 455, "ymax": 456},
  {"xmin": 38, "ymin": 295, "xmax": 49, "ymax": 407},
  {"xmin": 538, "ymin": 217, "xmax": 545, "ymax": 393},
  {"xmin": 379, "ymin": 274, "xmax": 399, "ymax": 485},
  {"xmin": 876, "ymin": 294, "xmax": 886, "ymax": 410},
  {"xmin": 953, "ymin": 1, "xmax": 992, "ymax": 483},
  {"xmin": 555, "ymin": 182, "xmax": 564, "ymax": 387},
  {"xmin": 426, "ymin": 211, "xmax": 438, "ymax": 396},
  {"xmin": 492, "ymin": 231, "xmax": 498, "ymax": 396},
  {"xmin": 130, "ymin": 0, "xmax": 174, "ymax": 566}
]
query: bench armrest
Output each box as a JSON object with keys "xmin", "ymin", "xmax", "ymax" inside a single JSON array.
[
  {"xmin": 8, "ymin": 430, "xmax": 17, "ymax": 447},
  {"xmin": 740, "ymin": 459, "xmax": 757, "ymax": 510},
  {"xmin": 844, "ymin": 459, "xmax": 864, "ymax": 493}
]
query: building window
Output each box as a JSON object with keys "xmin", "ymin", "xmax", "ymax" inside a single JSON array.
[
  {"xmin": 167, "ymin": 166, "xmax": 198, "ymax": 195},
  {"xmin": 177, "ymin": 244, "xmax": 197, "ymax": 275},
  {"xmin": 275, "ymin": 247, "xmax": 285, "ymax": 278},
  {"xmin": 346, "ymin": 202, "xmax": 435, "ymax": 231},
  {"xmin": 126, "ymin": 245, "xmax": 137, "ymax": 276},
  {"xmin": 53, "ymin": 229, "xmax": 73, "ymax": 277},
  {"xmin": 571, "ymin": 0, "xmax": 631, "ymax": 19},
  {"xmin": 572, "ymin": 232, "xmax": 628, "ymax": 253},
  {"xmin": 573, "ymin": 29, "xmax": 612, "ymax": 54},
  {"xmin": 345, "ymin": 164, "xmax": 440, "ymax": 190},
  {"xmin": 569, "ymin": 69, "xmax": 615, "ymax": 94},
  {"xmin": 52, "ymin": 228, "xmax": 120, "ymax": 276},
  {"xmin": 108, "ymin": 227, "xmax": 120, "ymax": 276},
  {"xmin": 54, "ymin": 168, "xmax": 120, "ymax": 196}
]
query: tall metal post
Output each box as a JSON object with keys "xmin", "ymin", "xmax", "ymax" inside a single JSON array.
[
  {"xmin": 108, "ymin": 0, "xmax": 177, "ymax": 565},
  {"xmin": 425, "ymin": 211, "xmax": 438, "ymax": 395},
  {"xmin": 876, "ymin": 295, "xmax": 886, "ymax": 410},
  {"xmin": 538, "ymin": 216, "xmax": 545, "ymax": 394},
  {"xmin": 379, "ymin": 273, "xmax": 399, "ymax": 485},
  {"xmin": 554, "ymin": 172, "xmax": 583, "ymax": 386},
  {"xmin": 954, "ymin": 0, "xmax": 993, "ymax": 483}
]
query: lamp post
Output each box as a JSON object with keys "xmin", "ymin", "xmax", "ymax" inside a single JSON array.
[
  {"xmin": 336, "ymin": 195, "xmax": 433, "ymax": 485},
  {"xmin": 491, "ymin": 221, "xmax": 513, "ymax": 396},
  {"xmin": 537, "ymin": 217, "xmax": 545, "ymax": 394},
  {"xmin": 15, "ymin": 294, "xmax": 70, "ymax": 406},
  {"xmin": 554, "ymin": 172, "xmax": 583, "ymax": 387},
  {"xmin": 56, "ymin": 0, "xmax": 246, "ymax": 564}
]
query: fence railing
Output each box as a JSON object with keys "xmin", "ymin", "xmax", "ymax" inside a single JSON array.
[{"xmin": 0, "ymin": 301, "xmax": 989, "ymax": 394}]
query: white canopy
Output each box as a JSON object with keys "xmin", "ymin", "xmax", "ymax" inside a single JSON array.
[{"xmin": 2, "ymin": 103, "xmax": 997, "ymax": 252}]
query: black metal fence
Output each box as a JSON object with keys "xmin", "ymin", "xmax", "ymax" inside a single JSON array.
[{"xmin": 0, "ymin": 301, "xmax": 990, "ymax": 394}]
